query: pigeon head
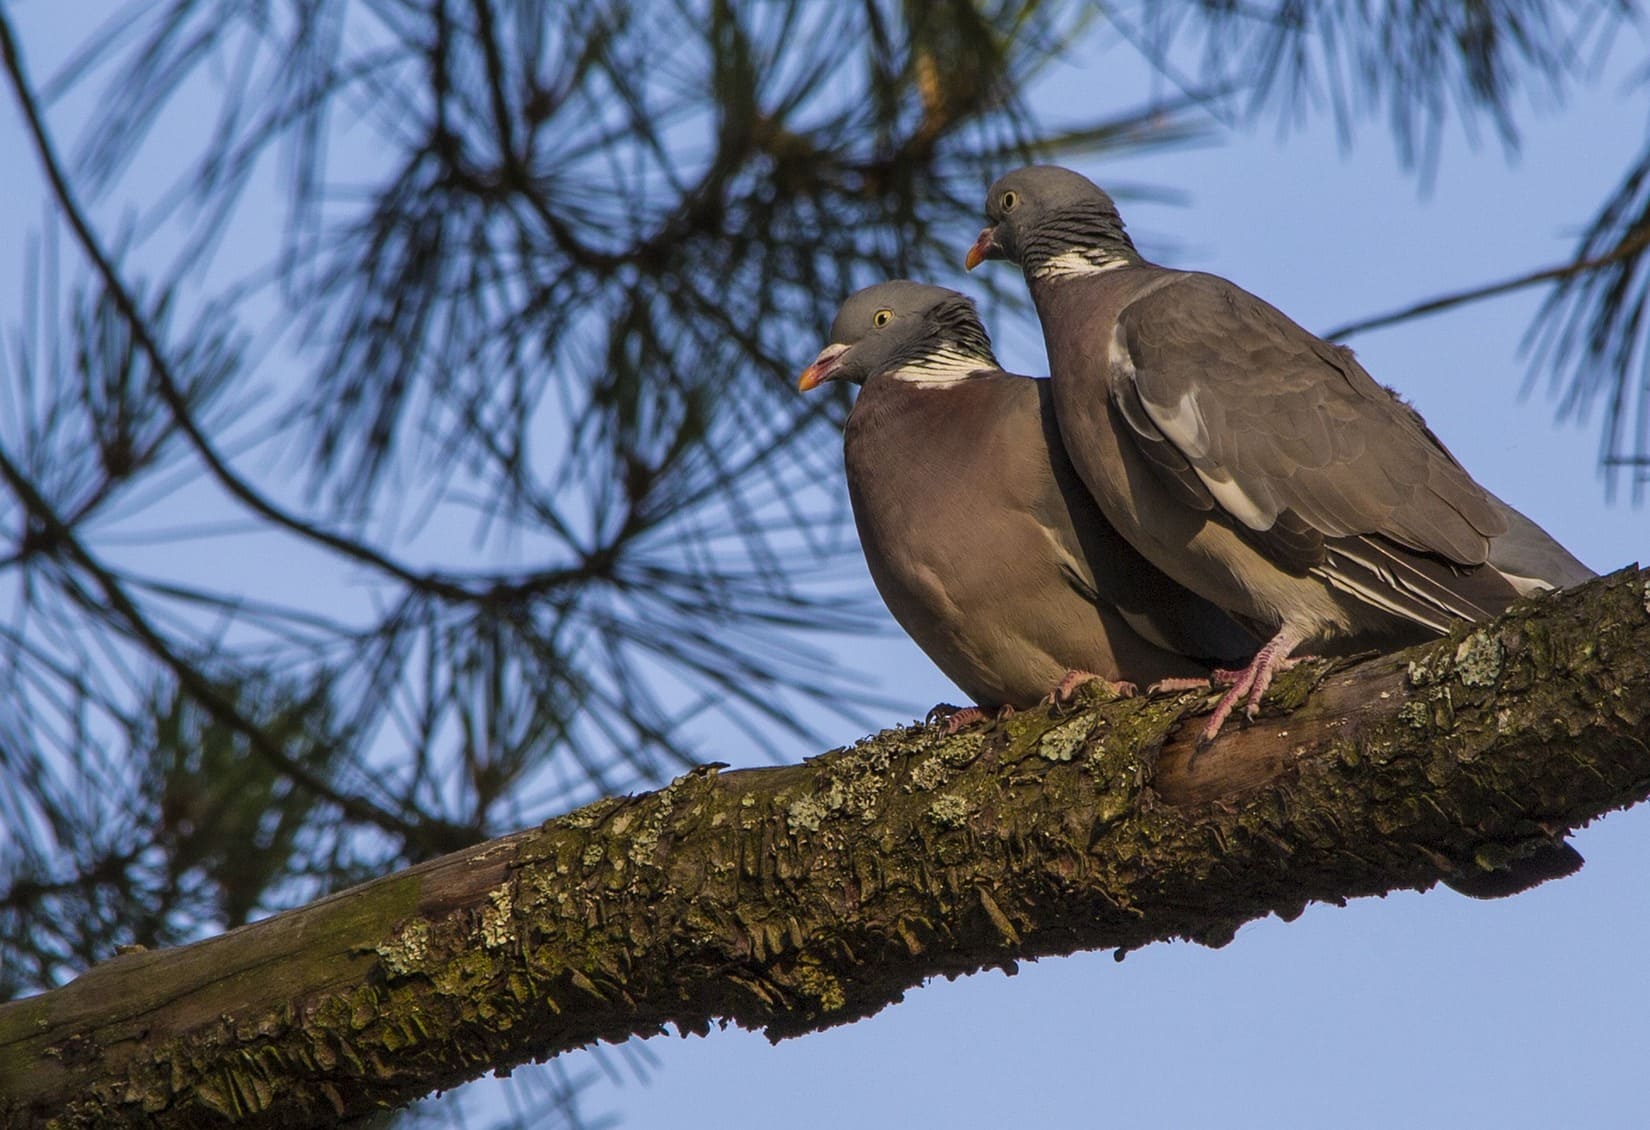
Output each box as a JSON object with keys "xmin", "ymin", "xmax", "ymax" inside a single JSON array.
[
  {"xmin": 798, "ymin": 281, "xmax": 997, "ymax": 391},
  {"xmin": 965, "ymin": 165, "xmax": 1139, "ymax": 277}
]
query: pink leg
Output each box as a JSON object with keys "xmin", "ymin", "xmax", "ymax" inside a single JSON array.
[
  {"xmin": 1040, "ymin": 669, "xmax": 1137, "ymax": 708},
  {"xmin": 1199, "ymin": 626, "xmax": 1310, "ymax": 747},
  {"xmin": 1146, "ymin": 675, "xmax": 1218, "ymax": 695},
  {"xmin": 936, "ymin": 703, "xmax": 1016, "ymax": 734},
  {"xmin": 1208, "ymin": 658, "xmax": 1309, "ymax": 688}
]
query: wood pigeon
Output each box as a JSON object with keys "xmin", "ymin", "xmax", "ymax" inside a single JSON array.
[
  {"xmin": 966, "ymin": 165, "xmax": 1593, "ymax": 742},
  {"xmin": 965, "ymin": 166, "xmax": 1591, "ymax": 894},
  {"xmin": 799, "ymin": 281, "xmax": 1257, "ymax": 722}
]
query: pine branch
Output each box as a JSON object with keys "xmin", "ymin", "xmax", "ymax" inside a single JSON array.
[
  {"xmin": 1323, "ymin": 225, "xmax": 1650, "ymax": 342},
  {"xmin": 0, "ymin": 439, "xmax": 465, "ymax": 854},
  {"xmin": 0, "ymin": 11, "xmax": 499, "ymax": 605},
  {"xmin": 5, "ymin": 568, "xmax": 1648, "ymax": 1128}
]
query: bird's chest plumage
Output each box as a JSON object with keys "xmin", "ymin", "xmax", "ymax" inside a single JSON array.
[
  {"xmin": 844, "ymin": 382, "xmax": 1033, "ymax": 616},
  {"xmin": 840, "ymin": 377, "xmax": 1107, "ymax": 704},
  {"xmin": 1035, "ymin": 279, "xmax": 1199, "ymax": 550}
]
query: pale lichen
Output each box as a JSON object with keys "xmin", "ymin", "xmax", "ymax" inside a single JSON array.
[
  {"xmin": 785, "ymin": 792, "xmax": 831, "ymax": 833},
  {"xmin": 1037, "ymin": 715, "xmax": 1092, "ymax": 762},
  {"xmin": 480, "ymin": 886, "xmax": 514, "ymax": 949},
  {"xmin": 376, "ymin": 919, "xmax": 432, "ymax": 978},
  {"xmin": 628, "ymin": 790, "xmax": 673, "ymax": 861},
  {"xmin": 927, "ymin": 793, "xmax": 972, "ymax": 828},
  {"xmin": 933, "ymin": 730, "xmax": 985, "ymax": 767},
  {"xmin": 907, "ymin": 755, "xmax": 951, "ymax": 792},
  {"xmin": 1397, "ymin": 701, "xmax": 1430, "ymax": 730},
  {"xmin": 1452, "ymin": 630, "xmax": 1503, "ymax": 688},
  {"xmin": 555, "ymin": 794, "xmax": 625, "ymax": 831},
  {"xmin": 839, "ymin": 773, "xmax": 886, "ymax": 822}
]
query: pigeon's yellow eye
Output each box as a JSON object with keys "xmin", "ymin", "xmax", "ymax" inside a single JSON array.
[
  {"xmin": 873, "ymin": 309, "xmax": 893, "ymax": 328},
  {"xmin": 1001, "ymin": 190, "xmax": 1018, "ymax": 212}
]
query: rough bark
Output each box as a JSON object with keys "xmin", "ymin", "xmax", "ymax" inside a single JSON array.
[{"xmin": 4, "ymin": 567, "xmax": 1649, "ymax": 1128}]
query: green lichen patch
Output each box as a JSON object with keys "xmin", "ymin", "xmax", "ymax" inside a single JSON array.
[
  {"xmin": 1084, "ymin": 698, "xmax": 1184, "ymax": 786},
  {"xmin": 838, "ymin": 773, "xmax": 887, "ymax": 823},
  {"xmin": 785, "ymin": 789, "xmax": 833, "ymax": 833},
  {"xmin": 480, "ymin": 887, "xmax": 514, "ymax": 949},
  {"xmin": 929, "ymin": 729, "xmax": 985, "ymax": 768},
  {"xmin": 376, "ymin": 919, "xmax": 433, "ymax": 979},
  {"xmin": 927, "ymin": 793, "xmax": 973, "ymax": 828},
  {"xmin": 1262, "ymin": 658, "xmax": 1332, "ymax": 712},
  {"xmin": 791, "ymin": 958, "xmax": 847, "ymax": 1014},
  {"xmin": 1397, "ymin": 700, "xmax": 1431, "ymax": 730},
  {"xmin": 906, "ymin": 754, "xmax": 952, "ymax": 792},
  {"xmin": 1452, "ymin": 630, "xmax": 1503, "ymax": 688},
  {"xmin": 1037, "ymin": 715, "xmax": 1094, "ymax": 762},
  {"xmin": 553, "ymin": 794, "xmax": 626, "ymax": 832}
]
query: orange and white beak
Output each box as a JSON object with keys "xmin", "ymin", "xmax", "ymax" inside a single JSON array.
[
  {"xmin": 964, "ymin": 225, "xmax": 1000, "ymax": 271},
  {"xmin": 797, "ymin": 342, "xmax": 849, "ymax": 392}
]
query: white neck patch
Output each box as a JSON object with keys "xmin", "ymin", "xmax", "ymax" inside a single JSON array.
[
  {"xmin": 1031, "ymin": 249, "xmax": 1130, "ymax": 281},
  {"xmin": 885, "ymin": 348, "xmax": 992, "ymax": 389}
]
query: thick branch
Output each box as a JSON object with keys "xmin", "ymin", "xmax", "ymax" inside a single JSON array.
[{"xmin": 4, "ymin": 568, "xmax": 1650, "ymax": 1128}]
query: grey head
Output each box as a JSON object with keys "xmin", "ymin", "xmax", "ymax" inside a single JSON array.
[
  {"xmin": 964, "ymin": 165, "xmax": 1140, "ymax": 277},
  {"xmin": 797, "ymin": 280, "xmax": 998, "ymax": 391}
]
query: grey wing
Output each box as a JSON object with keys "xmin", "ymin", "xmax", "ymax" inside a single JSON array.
[
  {"xmin": 1112, "ymin": 273, "xmax": 1508, "ymax": 559},
  {"xmin": 1486, "ymin": 493, "xmax": 1595, "ymax": 592},
  {"xmin": 1111, "ymin": 273, "xmax": 1515, "ymax": 629},
  {"xmin": 1383, "ymin": 386, "xmax": 1595, "ymax": 592}
]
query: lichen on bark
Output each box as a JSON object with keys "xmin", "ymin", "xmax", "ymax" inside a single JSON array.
[{"xmin": 3, "ymin": 568, "xmax": 1649, "ymax": 1128}]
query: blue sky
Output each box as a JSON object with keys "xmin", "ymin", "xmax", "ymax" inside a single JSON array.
[{"xmin": 2, "ymin": 6, "xmax": 1647, "ymax": 1129}]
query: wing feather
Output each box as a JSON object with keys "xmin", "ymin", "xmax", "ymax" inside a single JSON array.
[{"xmin": 1113, "ymin": 272, "xmax": 1508, "ymax": 575}]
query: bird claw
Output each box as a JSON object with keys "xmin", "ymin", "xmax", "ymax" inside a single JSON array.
[
  {"xmin": 1040, "ymin": 670, "xmax": 1135, "ymax": 711},
  {"xmin": 1145, "ymin": 675, "xmax": 1216, "ymax": 695},
  {"xmin": 1198, "ymin": 644, "xmax": 1312, "ymax": 745},
  {"xmin": 929, "ymin": 703, "xmax": 1014, "ymax": 734},
  {"xmin": 925, "ymin": 703, "xmax": 963, "ymax": 727}
]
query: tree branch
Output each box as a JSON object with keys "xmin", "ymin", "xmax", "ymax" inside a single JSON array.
[
  {"xmin": 0, "ymin": 12, "xmax": 536, "ymax": 607},
  {"xmin": 4, "ymin": 568, "xmax": 1650, "ymax": 1127},
  {"xmin": 1323, "ymin": 223, "xmax": 1650, "ymax": 341},
  {"xmin": 0, "ymin": 439, "xmax": 465, "ymax": 853}
]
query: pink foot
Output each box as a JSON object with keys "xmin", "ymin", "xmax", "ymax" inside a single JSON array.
[
  {"xmin": 933, "ymin": 703, "xmax": 1016, "ymax": 734},
  {"xmin": 1040, "ymin": 669, "xmax": 1137, "ymax": 709},
  {"xmin": 1206, "ymin": 659, "xmax": 1308, "ymax": 689},
  {"xmin": 1146, "ymin": 675, "xmax": 1218, "ymax": 695},
  {"xmin": 1199, "ymin": 628, "xmax": 1311, "ymax": 747}
]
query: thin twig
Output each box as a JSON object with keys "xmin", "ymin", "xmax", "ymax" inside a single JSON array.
[
  {"xmin": 0, "ymin": 14, "xmax": 474, "ymax": 602},
  {"xmin": 1324, "ymin": 225, "xmax": 1650, "ymax": 341},
  {"xmin": 0, "ymin": 438, "xmax": 469, "ymax": 852}
]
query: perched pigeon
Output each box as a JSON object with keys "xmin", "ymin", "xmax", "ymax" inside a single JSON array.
[
  {"xmin": 966, "ymin": 166, "xmax": 1591, "ymax": 896},
  {"xmin": 966, "ymin": 165, "xmax": 1593, "ymax": 750},
  {"xmin": 799, "ymin": 281, "xmax": 1256, "ymax": 719}
]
